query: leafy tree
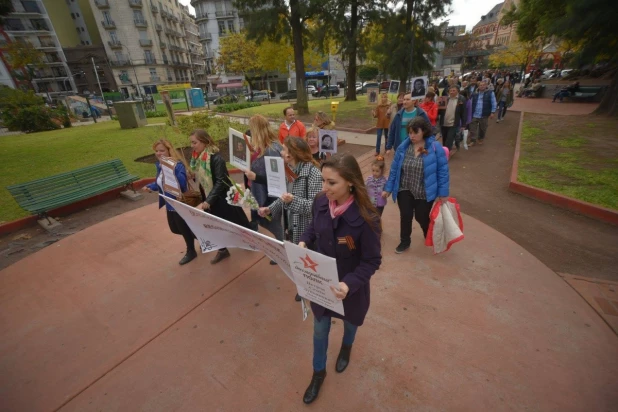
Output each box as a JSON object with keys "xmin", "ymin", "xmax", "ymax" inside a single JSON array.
[
  {"xmin": 216, "ymin": 32, "xmax": 261, "ymax": 91},
  {"xmin": 0, "ymin": 87, "xmax": 61, "ymax": 132},
  {"xmin": 4, "ymin": 40, "xmax": 45, "ymax": 90},
  {"xmin": 368, "ymin": 0, "xmax": 451, "ymax": 87},
  {"xmin": 503, "ymin": 0, "xmax": 618, "ymax": 116},
  {"xmin": 489, "ymin": 40, "xmax": 542, "ymax": 74},
  {"xmin": 235, "ymin": 0, "xmax": 322, "ymax": 114},
  {"xmin": 311, "ymin": 0, "xmax": 387, "ymax": 101},
  {"xmin": 357, "ymin": 65, "xmax": 379, "ymax": 82}
]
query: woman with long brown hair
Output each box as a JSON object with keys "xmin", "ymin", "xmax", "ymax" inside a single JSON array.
[
  {"xmin": 297, "ymin": 154, "xmax": 382, "ymax": 405},
  {"xmin": 189, "ymin": 129, "xmax": 251, "ymax": 264},
  {"xmin": 243, "ymin": 115, "xmax": 285, "ymax": 248},
  {"xmin": 143, "ymin": 139, "xmax": 197, "ymax": 265}
]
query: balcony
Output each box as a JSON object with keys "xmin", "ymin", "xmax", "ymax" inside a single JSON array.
[
  {"xmin": 160, "ymin": 42, "xmax": 166, "ymax": 49},
  {"xmin": 12, "ymin": 2, "xmax": 43, "ymax": 14},
  {"xmin": 195, "ymin": 12, "xmax": 207, "ymax": 22},
  {"xmin": 139, "ymin": 39, "xmax": 153, "ymax": 47},
  {"xmin": 120, "ymin": 78, "xmax": 133, "ymax": 84},
  {"xmin": 101, "ymin": 20, "xmax": 116, "ymax": 29},
  {"xmin": 145, "ymin": 58, "xmax": 157, "ymax": 64},
  {"xmin": 167, "ymin": 76, "xmax": 173, "ymax": 81},
  {"xmin": 5, "ymin": 23, "xmax": 50, "ymax": 32},
  {"xmin": 199, "ymin": 32, "xmax": 212, "ymax": 41},
  {"xmin": 155, "ymin": 23, "xmax": 162, "ymax": 31},
  {"xmin": 94, "ymin": 0, "xmax": 110, "ymax": 9},
  {"xmin": 150, "ymin": 75, "xmax": 161, "ymax": 82},
  {"xmin": 160, "ymin": 10, "xmax": 171, "ymax": 19},
  {"xmin": 134, "ymin": 18, "xmax": 147, "ymax": 28},
  {"xmin": 38, "ymin": 41, "xmax": 56, "ymax": 49},
  {"xmin": 171, "ymin": 15, "xmax": 179, "ymax": 22},
  {"xmin": 110, "ymin": 59, "xmax": 130, "ymax": 67},
  {"xmin": 108, "ymin": 40, "xmax": 122, "ymax": 49},
  {"xmin": 151, "ymin": 5, "xmax": 158, "ymax": 13},
  {"xmin": 128, "ymin": 0, "xmax": 142, "ymax": 8},
  {"xmin": 215, "ymin": 10, "xmax": 235, "ymax": 18}
]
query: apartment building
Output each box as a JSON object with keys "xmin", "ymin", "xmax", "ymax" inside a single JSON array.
[
  {"xmin": 0, "ymin": 0, "xmax": 76, "ymax": 97},
  {"xmin": 180, "ymin": 4, "xmax": 207, "ymax": 89},
  {"xmin": 87, "ymin": 0, "xmax": 194, "ymax": 98},
  {"xmin": 191, "ymin": 0, "xmax": 244, "ymax": 91}
]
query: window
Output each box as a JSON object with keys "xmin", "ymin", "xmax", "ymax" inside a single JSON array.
[
  {"xmin": 218, "ymin": 20, "xmax": 225, "ymax": 34},
  {"xmin": 145, "ymin": 50, "xmax": 154, "ymax": 63},
  {"xmin": 30, "ymin": 18, "xmax": 49, "ymax": 31},
  {"xmin": 139, "ymin": 30, "xmax": 148, "ymax": 40},
  {"xmin": 102, "ymin": 11, "xmax": 113, "ymax": 24},
  {"xmin": 226, "ymin": 20, "xmax": 234, "ymax": 33},
  {"xmin": 149, "ymin": 68, "xmax": 157, "ymax": 76},
  {"xmin": 110, "ymin": 31, "xmax": 118, "ymax": 42},
  {"xmin": 215, "ymin": 1, "xmax": 223, "ymax": 12},
  {"xmin": 133, "ymin": 10, "xmax": 144, "ymax": 21},
  {"xmin": 115, "ymin": 51, "xmax": 124, "ymax": 61},
  {"xmin": 22, "ymin": 1, "xmax": 41, "ymax": 13}
]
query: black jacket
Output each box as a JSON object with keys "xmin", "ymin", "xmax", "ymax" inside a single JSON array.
[
  {"xmin": 205, "ymin": 153, "xmax": 250, "ymax": 229},
  {"xmin": 439, "ymin": 94, "xmax": 467, "ymax": 128}
]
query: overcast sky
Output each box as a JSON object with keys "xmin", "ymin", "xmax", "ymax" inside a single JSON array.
[{"xmin": 178, "ymin": 0, "xmax": 495, "ymax": 32}]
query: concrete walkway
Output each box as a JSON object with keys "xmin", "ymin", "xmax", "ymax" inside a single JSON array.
[{"xmin": 1, "ymin": 199, "xmax": 617, "ymax": 411}]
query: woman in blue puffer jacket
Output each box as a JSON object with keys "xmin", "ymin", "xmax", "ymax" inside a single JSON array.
[{"xmin": 382, "ymin": 116, "xmax": 449, "ymax": 254}]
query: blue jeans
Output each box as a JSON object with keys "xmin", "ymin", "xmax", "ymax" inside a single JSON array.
[
  {"xmin": 497, "ymin": 101, "xmax": 507, "ymax": 120},
  {"xmin": 376, "ymin": 128, "xmax": 388, "ymax": 153},
  {"xmin": 313, "ymin": 315, "xmax": 358, "ymax": 371}
]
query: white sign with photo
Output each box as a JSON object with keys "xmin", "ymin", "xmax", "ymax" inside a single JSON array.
[
  {"xmin": 228, "ymin": 127, "xmax": 251, "ymax": 170},
  {"xmin": 319, "ymin": 129, "xmax": 338, "ymax": 154},
  {"xmin": 264, "ymin": 156, "xmax": 286, "ymax": 198},
  {"xmin": 159, "ymin": 156, "xmax": 181, "ymax": 197},
  {"xmin": 367, "ymin": 87, "xmax": 379, "ymax": 105},
  {"xmin": 389, "ymin": 80, "xmax": 400, "ymax": 95},
  {"xmin": 410, "ymin": 76, "xmax": 428, "ymax": 98},
  {"xmin": 285, "ymin": 241, "xmax": 345, "ymax": 317}
]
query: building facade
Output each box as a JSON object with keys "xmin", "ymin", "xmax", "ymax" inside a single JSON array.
[
  {"xmin": 0, "ymin": 0, "xmax": 76, "ymax": 98},
  {"xmin": 472, "ymin": 3, "xmax": 503, "ymax": 48},
  {"xmin": 191, "ymin": 0, "xmax": 244, "ymax": 91},
  {"xmin": 494, "ymin": 0, "xmax": 519, "ymax": 47},
  {"xmin": 180, "ymin": 4, "xmax": 207, "ymax": 89}
]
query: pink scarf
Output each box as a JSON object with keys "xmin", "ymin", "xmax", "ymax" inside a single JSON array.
[{"xmin": 329, "ymin": 195, "xmax": 355, "ymax": 219}]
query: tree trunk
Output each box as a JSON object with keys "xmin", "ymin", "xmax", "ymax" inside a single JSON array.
[
  {"xmin": 400, "ymin": 0, "xmax": 415, "ymax": 88},
  {"xmin": 592, "ymin": 72, "xmax": 618, "ymax": 117},
  {"xmin": 345, "ymin": 0, "xmax": 359, "ymax": 101},
  {"xmin": 289, "ymin": 0, "xmax": 308, "ymax": 114}
]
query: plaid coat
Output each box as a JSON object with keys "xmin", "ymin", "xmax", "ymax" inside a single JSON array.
[{"xmin": 268, "ymin": 161, "xmax": 322, "ymax": 244}]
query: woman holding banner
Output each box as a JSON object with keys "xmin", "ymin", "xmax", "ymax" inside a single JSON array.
[
  {"xmin": 242, "ymin": 115, "xmax": 285, "ymax": 252},
  {"xmin": 298, "ymin": 154, "xmax": 382, "ymax": 404},
  {"xmin": 189, "ymin": 129, "xmax": 251, "ymax": 264},
  {"xmin": 143, "ymin": 139, "xmax": 197, "ymax": 265},
  {"xmin": 257, "ymin": 137, "xmax": 322, "ymax": 298}
]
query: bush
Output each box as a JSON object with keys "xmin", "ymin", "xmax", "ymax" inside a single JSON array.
[
  {"xmin": 145, "ymin": 110, "xmax": 167, "ymax": 118},
  {"xmin": 214, "ymin": 102, "xmax": 261, "ymax": 113},
  {"xmin": 2, "ymin": 105, "xmax": 60, "ymax": 132}
]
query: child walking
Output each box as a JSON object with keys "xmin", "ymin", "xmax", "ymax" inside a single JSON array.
[{"xmin": 365, "ymin": 156, "xmax": 387, "ymax": 216}]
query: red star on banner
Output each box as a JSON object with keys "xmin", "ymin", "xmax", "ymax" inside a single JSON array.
[{"xmin": 300, "ymin": 254, "xmax": 319, "ymax": 272}]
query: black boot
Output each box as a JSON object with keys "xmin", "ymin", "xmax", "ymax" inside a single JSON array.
[
  {"xmin": 302, "ymin": 369, "xmax": 326, "ymax": 404},
  {"xmin": 335, "ymin": 344, "xmax": 352, "ymax": 373},
  {"xmin": 179, "ymin": 250, "xmax": 197, "ymax": 265},
  {"xmin": 210, "ymin": 248, "xmax": 230, "ymax": 264}
]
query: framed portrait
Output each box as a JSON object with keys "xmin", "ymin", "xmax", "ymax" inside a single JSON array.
[
  {"xmin": 367, "ymin": 87, "xmax": 379, "ymax": 105},
  {"xmin": 389, "ymin": 80, "xmax": 400, "ymax": 95},
  {"xmin": 228, "ymin": 127, "xmax": 251, "ymax": 170},
  {"xmin": 319, "ymin": 129, "xmax": 338, "ymax": 154},
  {"xmin": 411, "ymin": 76, "xmax": 428, "ymax": 98}
]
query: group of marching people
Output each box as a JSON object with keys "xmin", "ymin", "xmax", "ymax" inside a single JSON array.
[{"xmin": 143, "ymin": 99, "xmax": 451, "ymax": 403}]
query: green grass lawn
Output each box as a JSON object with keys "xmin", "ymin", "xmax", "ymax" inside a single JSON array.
[
  {"xmin": 0, "ymin": 116, "xmax": 234, "ymax": 223},
  {"xmin": 231, "ymin": 95, "xmax": 378, "ymax": 129},
  {"xmin": 518, "ymin": 114, "xmax": 618, "ymax": 210}
]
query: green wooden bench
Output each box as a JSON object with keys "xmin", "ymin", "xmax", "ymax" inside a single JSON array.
[
  {"xmin": 7, "ymin": 159, "xmax": 139, "ymax": 220},
  {"xmin": 567, "ymin": 86, "xmax": 604, "ymax": 102}
]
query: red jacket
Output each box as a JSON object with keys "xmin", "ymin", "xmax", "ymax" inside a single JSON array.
[
  {"xmin": 278, "ymin": 120, "xmax": 307, "ymax": 142},
  {"xmin": 419, "ymin": 101, "xmax": 438, "ymax": 126}
]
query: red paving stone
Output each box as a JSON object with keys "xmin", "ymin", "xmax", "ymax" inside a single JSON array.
[
  {"xmin": 510, "ymin": 97, "xmax": 598, "ymax": 116},
  {"xmin": 1, "ymin": 200, "xmax": 617, "ymax": 411},
  {"xmin": 561, "ymin": 274, "xmax": 618, "ymax": 335}
]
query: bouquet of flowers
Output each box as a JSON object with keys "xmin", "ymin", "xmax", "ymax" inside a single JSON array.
[{"xmin": 225, "ymin": 178, "xmax": 271, "ymax": 221}]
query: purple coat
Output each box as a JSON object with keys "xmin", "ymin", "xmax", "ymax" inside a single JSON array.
[
  {"xmin": 300, "ymin": 195, "xmax": 382, "ymax": 326},
  {"xmin": 366, "ymin": 176, "xmax": 387, "ymax": 208}
]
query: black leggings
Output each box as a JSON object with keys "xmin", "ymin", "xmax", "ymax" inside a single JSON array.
[
  {"xmin": 396, "ymin": 190, "xmax": 434, "ymax": 245},
  {"xmin": 167, "ymin": 210, "xmax": 196, "ymax": 252}
]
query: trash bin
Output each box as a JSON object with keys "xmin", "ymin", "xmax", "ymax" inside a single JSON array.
[{"xmin": 114, "ymin": 101, "xmax": 147, "ymax": 129}]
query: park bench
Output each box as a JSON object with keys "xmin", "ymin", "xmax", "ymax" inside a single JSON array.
[
  {"xmin": 7, "ymin": 159, "xmax": 139, "ymax": 222},
  {"xmin": 567, "ymin": 86, "xmax": 604, "ymax": 102}
]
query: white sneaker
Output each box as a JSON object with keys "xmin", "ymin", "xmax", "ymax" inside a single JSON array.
[{"xmin": 496, "ymin": 119, "xmax": 500, "ymax": 123}]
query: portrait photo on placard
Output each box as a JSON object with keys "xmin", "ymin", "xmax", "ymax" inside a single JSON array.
[
  {"xmin": 389, "ymin": 80, "xmax": 400, "ymax": 94},
  {"xmin": 319, "ymin": 129, "xmax": 337, "ymax": 153},
  {"xmin": 269, "ymin": 158, "xmax": 279, "ymax": 173},
  {"xmin": 228, "ymin": 127, "xmax": 250, "ymax": 170},
  {"xmin": 411, "ymin": 76, "xmax": 428, "ymax": 98},
  {"xmin": 367, "ymin": 87, "xmax": 379, "ymax": 105}
]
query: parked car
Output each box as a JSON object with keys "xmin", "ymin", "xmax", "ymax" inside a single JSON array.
[
  {"xmin": 280, "ymin": 89, "xmax": 297, "ymax": 99},
  {"xmin": 356, "ymin": 82, "xmax": 379, "ymax": 94},
  {"xmin": 313, "ymin": 85, "xmax": 340, "ymax": 98},
  {"xmin": 305, "ymin": 85, "xmax": 316, "ymax": 93},
  {"xmin": 261, "ymin": 90, "xmax": 276, "ymax": 98},
  {"xmin": 560, "ymin": 69, "xmax": 574, "ymax": 78},
  {"xmin": 213, "ymin": 94, "xmax": 239, "ymax": 104},
  {"xmin": 206, "ymin": 92, "xmax": 221, "ymax": 102},
  {"xmin": 540, "ymin": 69, "xmax": 560, "ymax": 80},
  {"xmin": 248, "ymin": 91, "xmax": 270, "ymax": 102}
]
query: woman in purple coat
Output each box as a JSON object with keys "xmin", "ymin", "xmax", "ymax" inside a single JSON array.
[{"xmin": 299, "ymin": 154, "xmax": 382, "ymax": 404}]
